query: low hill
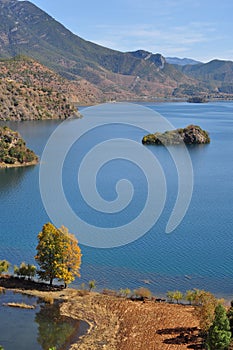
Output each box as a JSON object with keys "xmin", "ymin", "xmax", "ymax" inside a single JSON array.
[
  {"xmin": 0, "ymin": 56, "xmax": 89, "ymax": 121},
  {"xmin": 0, "ymin": 126, "xmax": 38, "ymax": 167}
]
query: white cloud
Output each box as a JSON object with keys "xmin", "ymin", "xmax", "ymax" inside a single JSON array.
[{"xmin": 88, "ymin": 22, "xmax": 216, "ymax": 58}]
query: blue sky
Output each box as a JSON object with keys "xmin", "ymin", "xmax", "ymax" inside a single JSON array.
[{"xmin": 29, "ymin": 0, "xmax": 233, "ymax": 62}]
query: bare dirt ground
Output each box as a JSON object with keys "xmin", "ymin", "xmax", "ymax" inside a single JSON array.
[{"xmin": 0, "ymin": 277, "xmax": 204, "ymax": 350}]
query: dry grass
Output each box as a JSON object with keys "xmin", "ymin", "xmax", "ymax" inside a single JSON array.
[
  {"xmin": 59, "ymin": 293, "xmax": 203, "ymax": 350},
  {"xmin": 0, "ymin": 277, "xmax": 203, "ymax": 349},
  {"xmin": 3, "ymin": 302, "xmax": 35, "ymax": 309}
]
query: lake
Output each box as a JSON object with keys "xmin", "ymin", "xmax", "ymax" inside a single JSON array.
[
  {"xmin": 0, "ymin": 290, "xmax": 88, "ymax": 349},
  {"xmin": 1, "ymin": 101, "xmax": 233, "ymax": 299}
]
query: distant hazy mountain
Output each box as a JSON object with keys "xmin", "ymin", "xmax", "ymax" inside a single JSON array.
[
  {"xmin": 177, "ymin": 60, "xmax": 233, "ymax": 94},
  {"xmin": 0, "ymin": 0, "xmax": 232, "ymax": 101},
  {"xmin": 166, "ymin": 57, "xmax": 202, "ymax": 66}
]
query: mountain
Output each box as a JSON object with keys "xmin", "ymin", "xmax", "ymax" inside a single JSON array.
[
  {"xmin": 0, "ymin": 0, "xmax": 232, "ymax": 102},
  {"xmin": 165, "ymin": 57, "xmax": 202, "ymax": 66},
  {"xmin": 177, "ymin": 60, "xmax": 233, "ymax": 94},
  {"xmin": 0, "ymin": 0, "xmax": 197, "ymax": 101}
]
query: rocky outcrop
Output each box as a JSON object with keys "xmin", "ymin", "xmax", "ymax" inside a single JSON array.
[{"xmin": 142, "ymin": 125, "xmax": 210, "ymax": 145}]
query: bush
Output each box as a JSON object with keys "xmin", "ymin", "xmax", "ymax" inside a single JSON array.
[
  {"xmin": 119, "ymin": 288, "xmax": 131, "ymax": 298},
  {"xmin": 134, "ymin": 287, "xmax": 152, "ymax": 300},
  {"xmin": 0, "ymin": 260, "xmax": 10, "ymax": 274}
]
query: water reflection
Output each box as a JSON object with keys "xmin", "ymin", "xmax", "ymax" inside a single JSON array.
[
  {"xmin": 0, "ymin": 167, "xmax": 35, "ymax": 196},
  {"xmin": 35, "ymin": 301, "xmax": 87, "ymax": 350},
  {"xmin": 0, "ymin": 291, "xmax": 88, "ymax": 350}
]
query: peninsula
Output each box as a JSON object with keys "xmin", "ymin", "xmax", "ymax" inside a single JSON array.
[{"xmin": 0, "ymin": 126, "xmax": 38, "ymax": 168}]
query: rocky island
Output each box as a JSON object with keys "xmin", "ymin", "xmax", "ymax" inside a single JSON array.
[
  {"xmin": 0, "ymin": 126, "xmax": 38, "ymax": 168},
  {"xmin": 142, "ymin": 124, "xmax": 210, "ymax": 145},
  {"xmin": 187, "ymin": 96, "xmax": 207, "ymax": 103}
]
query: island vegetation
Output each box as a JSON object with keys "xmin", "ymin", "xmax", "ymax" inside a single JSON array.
[
  {"xmin": 187, "ymin": 96, "xmax": 207, "ymax": 103},
  {"xmin": 142, "ymin": 124, "xmax": 210, "ymax": 145},
  {"xmin": 0, "ymin": 126, "xmax": 38, "ymax": 168}
]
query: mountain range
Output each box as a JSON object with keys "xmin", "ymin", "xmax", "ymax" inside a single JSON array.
[
  {"xmin": 165, "ymin": 57, "xmax": 202, "ymax": 66},
  {"xmin": 0, "ymin": 0, "xmax": 233, "ymax": 105}
]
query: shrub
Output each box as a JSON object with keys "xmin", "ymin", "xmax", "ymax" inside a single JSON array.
[
  {"xmin": 0, "ymin": 260, "xmax": 10, "ymax": 275},
  {"xmin": 134, "ymin": 287, "xmax": 152, "ymax": 300},
  {"xmin": 88, "ymin": 280, "xmax": 96, "ymax": 292},
  {"xmin": 119, "ymin": 288, "xmax": 131, "ymax": 298}
]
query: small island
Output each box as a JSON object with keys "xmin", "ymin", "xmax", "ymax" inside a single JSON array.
[
  {"xmin": 187, "ymin": 96, "xmax": 207, "ymax": 103},
  {"xmin": 142, "ymin": 124, "xmax": 210, "ymax": 145},
  {"xmin": 0, "ymin": 126, "xmax": 38, "ymax": 168}
]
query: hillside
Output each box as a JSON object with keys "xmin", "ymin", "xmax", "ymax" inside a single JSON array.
[
  {"xmin": 0, "ymin": 0, "xmax": 200, "ymax": 101},
  {"xmin": 0, "ymin": 55, "xmax": 106, "ymax": 120},
  {"xmin": 0, "ymin": 126, "xmax": 38, "ymax": 167},
  {"xmin": 176, "ymin": 60, "xmax": 233, "ymax": 95},
  {"xmin": 0, "ymin": 56, "xmax": 83, "ymax": 120},
  {"xmin": 0, "ymin": 1, "xmax": 233, "ymax": 102}
]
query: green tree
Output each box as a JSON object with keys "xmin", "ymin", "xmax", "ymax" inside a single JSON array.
[
  {"xmin": 27, "ymin": 264, "xmax": 37, "ymax": 280},
  {"xmin": 88, "ymin": 280, "xmax": 96, "ymax": 292},
  {"xmin": 227, "ymin": 300, "xmax": 233, "ymax": 334},
  {"xmin": 0, "ymin": 260, "xmax": 10, "ymax": 275},
  {"xmin": 206, "ymin": 304, "xmax": 231, "ymax": 350},
  {"xmin": 35, "ymin": 223, "xmax": 82, "ymax": 287},
  {"xmin": 173, "ymin": 290, "xmax": 183, "ymax": 304},
  {"xmin": 167, "ymin": 290, "xmax": 183, "ymax": 304},
  {"xmin": 14, "ymin": 262, "xmax": 36, "ymax": 280},
  {"xmin": 167, "ymin": 291, "xmax": 175, "ymax": 303},
  {"xmin": 185, "ymin": 289, "xmax": 196, "ymax": 305}
]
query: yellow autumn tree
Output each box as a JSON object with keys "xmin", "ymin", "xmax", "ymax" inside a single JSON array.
[{"xmin": 35, "ymin": 223, "xmax": 82, "ymax": 287}]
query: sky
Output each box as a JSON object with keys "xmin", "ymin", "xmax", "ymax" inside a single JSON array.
[{"xmin": 28, "ymin": 0, "xmax": 233, "ymax": 63}]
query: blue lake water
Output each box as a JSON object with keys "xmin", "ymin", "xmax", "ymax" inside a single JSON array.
[
  {"xmin": 0, "ymin": 290, "xmax": 88, "ymax": 349},
  {"xmin": 1, "ymin": 101, "xmax": 233, "ymax": 298}
]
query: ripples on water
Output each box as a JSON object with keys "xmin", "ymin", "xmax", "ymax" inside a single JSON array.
[{"xmin": 1, "ymin": 102, "xmax": 233, "ymax": 298}]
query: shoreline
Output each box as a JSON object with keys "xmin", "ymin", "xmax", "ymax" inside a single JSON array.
[
  {"xmin": 0, "ymin": 277, "xmax": 203, "ymax": 350},
  {"xmin": 0, "ymin": 159, "xmax": 38, "ymax": 169}
]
